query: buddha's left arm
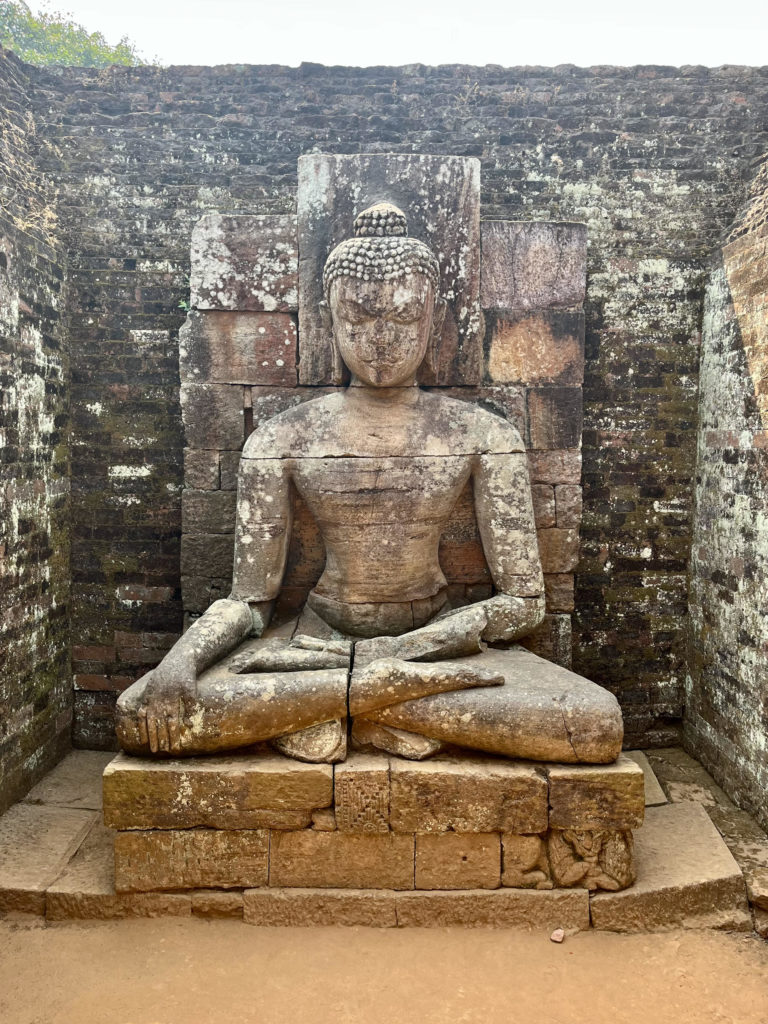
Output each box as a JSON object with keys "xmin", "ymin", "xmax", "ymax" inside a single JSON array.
[{"xmin": 473, "ymin": 452, "xmax": 546, "ymax": 642}]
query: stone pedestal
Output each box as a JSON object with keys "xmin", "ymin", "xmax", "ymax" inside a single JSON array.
[{"xmin": 104, "ymin": 750, "xmax": 644, "ymax": 905}]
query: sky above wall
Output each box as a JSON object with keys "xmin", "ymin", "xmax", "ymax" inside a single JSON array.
[{"xmin": 30, "ymin": 0, "xmax": 768, "ymax": 67}]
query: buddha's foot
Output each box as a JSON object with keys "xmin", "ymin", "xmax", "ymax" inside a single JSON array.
[
  {"xmin": 271, "ymin": 718, "xmax": 347, "ymax": 763},
  {"xmin": 351, "ymin": 717, "xmax": 445, "ymax": 760}
]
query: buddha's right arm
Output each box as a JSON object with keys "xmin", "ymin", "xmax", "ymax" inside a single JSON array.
[
  {"xmin": 229, "ymin": 454, "xmax": 293, "ymax": 636},
  {"xmin": 147, "ymin": 456, "xmax": 292, "ymax": 690}
]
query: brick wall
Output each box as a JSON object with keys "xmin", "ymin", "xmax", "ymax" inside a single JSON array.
[
  {"xmin": 686, "ymin": 156, "xmax": 768, "ymax": 831},
  {"xmin": 8, "ymin": 58, "xmax": 768, "ymax": 753},
  {"xmin": 0, "ymin": 50, "xmax": 70, "ymax": 811}
]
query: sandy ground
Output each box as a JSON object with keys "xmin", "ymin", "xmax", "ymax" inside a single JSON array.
[{"xmin": 0, "ymin": 918, "xmax": 766, "ymax": 1024}]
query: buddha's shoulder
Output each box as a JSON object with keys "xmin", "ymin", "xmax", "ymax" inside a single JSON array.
[
  {"xmin": 418, "ymin": 391, "xmax": 525, "ymax": 455},
  {"xmin": 242, "ymin": 391, "xmax": 345, "ymax": 459}
]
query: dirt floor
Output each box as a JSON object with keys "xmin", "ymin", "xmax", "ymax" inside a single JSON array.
[{"xmin": 0, "ymin": 917, "xmax": 766, "ymax": 1024}]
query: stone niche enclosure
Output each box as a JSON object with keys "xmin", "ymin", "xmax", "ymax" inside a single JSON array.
[
  {"xmin": 179, "ymin": 154, "xmax": 586, "ymax": 670},
  {"xmin": 1, "ymin": 51, "xmax": 768, "ymax": 840}
]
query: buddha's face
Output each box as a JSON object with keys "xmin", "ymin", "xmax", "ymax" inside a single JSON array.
[{"xmin": 329, "ymin": 273, "xmax": 434, "ymax": 387}]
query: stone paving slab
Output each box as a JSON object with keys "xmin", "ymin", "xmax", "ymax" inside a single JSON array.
[
  {"xmin": 645, "ymin": 747, "xmax": 733, "ymax": 804},
  {"xmin": 394, "ymin": 888, "xmax": 589, "ymax": 929},
  {"xmin": 0, "ymin": 804, "xmax": 97, "ymax": 914},
  {"xmin": 23, "ymin": 751, "xmax": 114, "ymax": 811},
  {"xmin": 647, "ymin": 746, "xmax": 768, "ymax": 913},
  {"xmin": 624, "ymin": 750, "xmax": 667, "ymax": 807},
  {"xmin": 590, "ymin": 803, "xmax": 751, "ymax": 932},
  {"xmin": 707, "ymin": 803, "xmax": 768, "ymax": 912},
  {"xmin": 244, "ymin": 888, "xmax": 399, "ymax": 927}
]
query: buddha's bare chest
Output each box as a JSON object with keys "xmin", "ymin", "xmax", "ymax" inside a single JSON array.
[{"xmin": 289, "ymin": 456, "xmax": 473, "ymax": 527}]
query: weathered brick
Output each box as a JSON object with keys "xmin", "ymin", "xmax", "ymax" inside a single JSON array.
[
  {"xmin": 103, "ymin": 752, "xmax": 332, "ymax": 829},
  {"xmin": 481, "ymin": 221, "xmax": 587, "ymax": 310},
  {"xmin": 527, "ymin": 387, "xmax": 583, "ymax": 450},
  {"xmin": 190, "ymin": 213, "xmax": 298, "ymax": 312},
  {"xmin": 180, "ymin": 534, "xmax": 234, "ymax": 578},
  {"xmin": 181, "ymin": 576, "xmax": 234, "ymax": 615},
  {"xmin": 184, "ymin": 448, "xmax": 220, "ymax": 490},
  {"xmin": 180, "ymin": 383, "xmax": 245, "ymax": 450},
  {"xmin": 415, "ymin": 833, "xmax": 501, "ymax": 890},
  {"xmin": 527, "ymin": 449, "xmax": 582, "ymax": 485},
  {"xmin": 555, "ymin": 484, "xmax": 582, "ymax": 528},
  {"xmin": 219, "ymin": 451, "xmax": 241, "ymax": 490},
  {"xmin": 485, "ymin": 310, "xmax": 585, "ymax": 385},
  {"xmin": 538, "ymin": 528, "xmax": 580, "ymax": 573},
  {"xmin": 114, "ymin": 829, "xmax": 269, "ymax": 892},
  {"xmin": 548, "ymin": 756, "xmax": 645, "ymax": 830},
  {"xmin": 389, "ymin": 758, "xmax": 548, "ymax": 834},
  {"xmin": 179, "ymin": 309, "xmax": 297, "ymax": 386},
  {"xmin": 334, "ymin": 754, "xmax": 390, "ymax": 834},
  {"xmin": 520, "ymin": 613, "xmax": 573, "ymax": 669},
  {"xmin": 544, "ymin": 573, "xmax": 575, "ymax": 613},
  {"xmin": 531, "ymin": 483, "xmax": 556, "ymax": 528},
  {"xmin": 269, "ymin": 831, "xmax": 414, "ymax": 889},
  {"xmin": 181, "ymin": 489, "xmax": 236, "ymax": 536}
]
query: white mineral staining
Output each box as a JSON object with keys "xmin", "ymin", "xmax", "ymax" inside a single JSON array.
[{"xmin": 108, "ymin": 464, "xmax": 153, "ymax": 479}]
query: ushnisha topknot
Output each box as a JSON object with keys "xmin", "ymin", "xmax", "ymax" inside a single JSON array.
[{"xmin": 323, "ymin": 202, "xmax": 440, "ymax": 299}]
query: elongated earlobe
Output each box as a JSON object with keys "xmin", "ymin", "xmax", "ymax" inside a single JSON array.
[
  {"xmin": 320, "ymin": 298, "xmax": 346, "ymax": 385},
  {"xmin": 426, "ymin": 297, "xmax": 447, "ymax": 375}
]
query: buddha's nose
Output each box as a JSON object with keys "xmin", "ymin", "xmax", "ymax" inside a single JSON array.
[{"xmin": 373, "ymin": 316, "xmax": 395, "ymax": 341}]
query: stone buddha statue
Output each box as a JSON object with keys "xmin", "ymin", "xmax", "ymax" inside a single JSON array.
[{"xmin": 117, "ymin": 203, "xmax": 623, "ymax": 765}]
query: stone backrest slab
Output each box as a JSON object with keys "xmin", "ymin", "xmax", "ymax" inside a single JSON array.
[
  {"xmin": 190, "ymin": 213, "xmax": 298, "ymax": 312},
  {"xmin": 480, "ymin": 221, "xmax": 587, "ymax": 311},
  {"xmin": 297, "ymin": 153, "xmax": 482, "ymax": 385},
  {"xmin": 179, "ymin": 310, "xmax": 297, "ymax": 386}
]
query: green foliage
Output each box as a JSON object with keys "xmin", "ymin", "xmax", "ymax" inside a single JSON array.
[{"xmin": 0, "ymin": 1, "xmax": 146, "ymax": 67}]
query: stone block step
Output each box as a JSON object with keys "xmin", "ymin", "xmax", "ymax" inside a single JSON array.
[
  {"xmin": 624, "ymin": 750, "xmax": 667, "ymax": 807},
  {"xmin": 590, "ymin": 802, "xmax": 751, "ymax": 932},
  {"xmin": 0, "ymin": 803, "xmax": 97, "ymax": 914},
  {"xmin": 103, "ymin": 751, "xmax": 333, "ymax": 830},
  {"xmin": 115, "ymin": 828, "xmax": 269, "ymax": 893},
  {"xmin": 47, "ymin": 822, "xmax": 192, "ymax": 920},
  {"xmin": 388, "ymin": 756, "xmax": 549, "ymax": 834},
  {"xmin": 242, "ymin": 886, "xmax": 590, "ymax": 929},
  {"xmin": 103, "ymin": 749, "xmax": 644, "ymax": 835}
]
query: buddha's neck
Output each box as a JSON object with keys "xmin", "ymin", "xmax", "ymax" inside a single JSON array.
[{"xmin": 346, "ymin": 379, "xmax": 421, "ymax": 406}]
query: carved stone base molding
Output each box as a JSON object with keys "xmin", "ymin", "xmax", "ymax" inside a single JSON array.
[{"xmin": 104, "ymin": 750, "xmax": 643, "ymax": 895}]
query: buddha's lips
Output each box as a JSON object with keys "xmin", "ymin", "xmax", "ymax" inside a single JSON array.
[{"xmin": 364, "ymin": 358, "xmax": 402, "ymax": 369}]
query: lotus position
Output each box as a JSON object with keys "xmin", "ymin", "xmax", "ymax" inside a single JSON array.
[{"xmin": 117, "ymin": 203, "xmax": 622, "ymax": 763}]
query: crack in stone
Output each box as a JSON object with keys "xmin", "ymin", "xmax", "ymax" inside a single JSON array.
[{"xmin": 555, "ymin": 693, "xmax": 578, "ymax": 760}]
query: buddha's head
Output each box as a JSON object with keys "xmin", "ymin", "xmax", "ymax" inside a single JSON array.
[{"xmin": 322, "ymin": 203, "xmax": 445, "ymax": 387}]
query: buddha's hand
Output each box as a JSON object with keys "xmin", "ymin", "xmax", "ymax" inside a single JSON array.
[
  {"xmin": 353, "ymin": 604, "xmax": 488, "ymax": 665},
  {"xmin": 480, "ymin": 593, "xmax": 546, "ymax": 643},
  {"xmin": 353, "ymin": 594, "xmax": 546, "ymax": 666},
  {"xmin": 137, "ymin": 650, "xmax": 198, "ymax": 754}
]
